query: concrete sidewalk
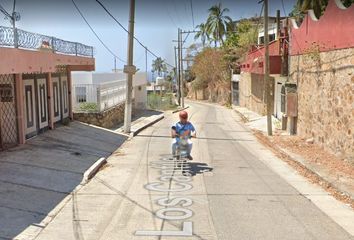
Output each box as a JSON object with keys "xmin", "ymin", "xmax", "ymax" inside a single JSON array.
[
  {"xmin": 0, "ymin": 122, "xmax": 128, "ymax": 240},
  {"xmin": 233, "ymin": 106, "xmax": 281, "ymax": 133},
  {"xmin": 113, "ymin": 110, "xmax": 164, "ymax": 136},
  {"xmin": 0, "ymin": 110, "xmax": 166, "ymax": 240},
  {"xmin": 233, "ymin": 105, "xmax": 354, "ymax": 205}
]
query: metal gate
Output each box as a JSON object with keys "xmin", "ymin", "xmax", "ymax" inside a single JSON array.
[
  {"xmin": 232, "ymin": 81, "xmax": 240, "ymax": 106},
  {"xmin": 0, "ymin": 74, "xmax": 18, "ymax": 150}
]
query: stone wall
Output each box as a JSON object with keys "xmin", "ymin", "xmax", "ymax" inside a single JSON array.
[
  {"xmin": 73, "ymin": 103, "xmax": 125, "ymax": 129},
  {"xmin": 289, "ymin": 47, "xmax": 354, "ymax": 161},
  {"xmin": 239, "ymin": 72, "xmax": 274, "ymax": 115}
]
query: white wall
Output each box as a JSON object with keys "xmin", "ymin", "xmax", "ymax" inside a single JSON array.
[
  {"xmin": 71, "ymin": 72, "xmax": 93, "ymax": 85},
  {"xmin": 72, "ymin": 71, "xmax": 147, "ymax": 87}
]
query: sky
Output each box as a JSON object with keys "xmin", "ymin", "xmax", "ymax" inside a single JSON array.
[{"xmin": 0, "ymin": 0, "xmax": 296, "ymax": 74}]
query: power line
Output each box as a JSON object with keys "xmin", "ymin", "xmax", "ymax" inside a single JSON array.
[
  {"xmin": 0, "ymin": 3, "xmax": 11, "ymax": 18},
  {"xmin": 190, "ymin": 0, "xmax": 195, "ymax": 29},
  {"xmin": 95, "ymin": 0, "xmax": 174, "ymax": 68},
  {"xmin": 71, "ymin": 0, "xmax": 126, "ymax": 63},
  {"xmin": 281, "ymin": 0, "xmax": 287, "ymax": 17},
  {"xmin": 164, "ymin": 1, "xmax": 179, "ymax": 29}
]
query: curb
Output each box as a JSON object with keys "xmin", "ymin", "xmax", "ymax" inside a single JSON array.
[
  {"xmin": 172, "ymin": 106, "xmax": 190, "ymax": 114},
  {"xmin": 279, "ymin": 146, "xmax": 354, "ymax": 201},
  {"xmin": 232, "ymin": 107, "xmax": 250, "ymax": 122},
  {"xmin": 83, "ymin": 157, "xmax": 107, "ymax": 183},
  {"xmin": 131, "ymin": 114, "xmax": 165, "ymax": 137}
]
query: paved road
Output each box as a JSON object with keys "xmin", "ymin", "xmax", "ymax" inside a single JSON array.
[{"xmin": 35, "ymin": 101, "xmax": 353, "ymax": 240}]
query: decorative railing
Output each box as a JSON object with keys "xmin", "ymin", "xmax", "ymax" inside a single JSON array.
[
  {"xmin": 73, "ymin": 81, "xmax": 126, "ymax": 112},
  {"xmin": 0, "ymin": 26, "xmax": 94, "ymax": 57}
]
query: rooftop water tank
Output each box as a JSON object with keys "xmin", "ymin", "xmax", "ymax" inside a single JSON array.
[{"xmin": 155, "ymin": 77, "xmax": 165, "ymax": 85}]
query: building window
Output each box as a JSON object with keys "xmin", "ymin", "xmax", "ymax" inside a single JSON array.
[
  {"xmin": 0, "ymin": 84, "xmax": 13, "ymax": 102},
  {"xmin": 75, "ymin": 86, "xmax": 87, "ymax": 103}
]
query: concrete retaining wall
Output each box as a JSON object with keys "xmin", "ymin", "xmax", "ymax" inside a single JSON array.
[{"xmin": 73, "ymin": 103, "xmax": 126, "ymax": 129}]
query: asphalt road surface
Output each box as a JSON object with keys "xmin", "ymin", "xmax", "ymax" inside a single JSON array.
[{"xmin": 36, "ymin": 101, "xmax": 353, "ymax": 240}]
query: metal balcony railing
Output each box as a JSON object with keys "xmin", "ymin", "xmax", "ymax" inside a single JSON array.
[{"xmin": 0, "ymin": 26, "xmax": 94, "ymax": 57}]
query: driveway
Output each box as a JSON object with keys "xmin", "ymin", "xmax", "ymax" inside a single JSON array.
[{"xmin": 0, "ymin": 122, "xmax": 127, "ymax": 240}]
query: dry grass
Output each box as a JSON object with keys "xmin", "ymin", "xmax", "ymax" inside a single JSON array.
[{"xmin": 253, "ymin": 130, "xmax": 354, "ymax": 209}]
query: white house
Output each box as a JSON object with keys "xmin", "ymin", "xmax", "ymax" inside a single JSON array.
[{"xmin": 71, "ymin": 71, "xmax": 147, "ymax": 111}]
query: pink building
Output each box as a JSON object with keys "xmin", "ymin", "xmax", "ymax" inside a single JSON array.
[{"xmin": 0, "ymin": 26, "xmax": 95, "ymax": 150}]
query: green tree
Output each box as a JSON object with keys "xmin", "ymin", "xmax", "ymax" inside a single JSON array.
[
  {"xmin": 165, "ymin": 69, "xmax": 175, "ymax": 92},
  {"xmin": 224, "ymin": 20, "xmax": 257, "ymax": 53},
  {"xmin": 151, "ymin": 57, "xmax": 167, "ymax": 77},
  {"xmin": 194, "ymin": 23, "xmax": 210, "ymax": 47},
  {"xmin": 205, "ymin": 3, "xmax": 233, "ymax": 47}
]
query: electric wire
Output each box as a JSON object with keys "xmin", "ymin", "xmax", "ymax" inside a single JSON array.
[
  {"xmin": 95, "ymin": 0, "xmax": 174, "ymax": 68},
  {"xmin": 71, "ymin": 0, "xmax": 126, "ymax": 63},
  {"xmin": 164, "ymin": 1, "xmax": 179, "ymax": 29},
  {"xmin": 281, "ymin": 0, "xmax": 287, "ymax": 17},
  {"xmin": 0, "ymin": 3, "xmax": 11, "ymax": 18},
  {"xmin": 190, "ymin": 0, "xmax": 195, "ymax": 29}
]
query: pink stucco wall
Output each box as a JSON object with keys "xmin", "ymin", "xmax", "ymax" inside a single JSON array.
[
  {"xmin": 290, "ymin": 0, "xmax": 354, "ymax": 55},
  {"xmin": 0, "ymin": 48, "xmax": 95, "ymax": 74},
  {"xmin": 240, "ymin": 40, "xmax": 282, "ymax": 75}
]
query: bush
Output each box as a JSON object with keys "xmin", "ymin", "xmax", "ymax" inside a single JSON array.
[
  {"xmin": 190, "ymin": 48, "xmax": 230, "ymax": 103},
  {"xmin": 147, "ymin": 93, "xmax": 177, "ymax": 111},
  {"xmin": 78, "ymin": 102, "xmax": 98, "ymax": 112}
]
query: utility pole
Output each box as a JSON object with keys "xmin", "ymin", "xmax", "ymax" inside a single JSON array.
[
  {"xmin": 178, "ymin": 28, "xmax": 185, "ymax": 108},
  {"xmin": 123, "ymin": 0, "xmax": 136, "ymax": 133},
  {"xmin": 177, "ymin": 29, "xmax": 182, "ymax": 106},
  {"xmin": 145, "ymin": 47, "xmax": 148, "ymax": 82},
  {"xmin": 264, "ymin": 0, "xmax": 272, "ymax": 136},
  {"xmin": 114, "ymin": 57, "xmax": 117, "ymax": 72},
  {"xmin": 174, "ymin": 46, "xmax": 180, "ymax": 105}
]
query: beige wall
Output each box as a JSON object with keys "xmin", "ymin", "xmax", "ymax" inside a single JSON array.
[
  {"xmin": 133, "ymin": 85, "xmax": 147, "ymax": 109},
  {"xmin": 239, "ymin": 72, "xmax": 274, "ymax": 116},
  {"xmin": 289, "ymin": 48, "xmax": 354, "ymax": 161}
]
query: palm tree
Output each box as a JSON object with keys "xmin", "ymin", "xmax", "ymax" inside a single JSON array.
[
  {"xmin": 151, "ymin": 57, "xmax": 167, "ymax": 77},
  {"xmin": 205, "ymin": 3, "xmax": 233, "ymax": 47},
  {"xmin": 194, "ymin": 23, "xmax": 210, "ymax": 47}
]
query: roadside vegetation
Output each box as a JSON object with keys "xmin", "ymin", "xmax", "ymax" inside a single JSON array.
[
  {"xmin": 147, "ymin": 92, "xmax": 177, "ymax": 111},
  {"xmin": 187, "ymin": 0, "xmax": 353, "ymax": 106}
]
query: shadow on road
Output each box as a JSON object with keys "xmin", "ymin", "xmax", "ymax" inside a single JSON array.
[
  {"xmin": 136, "ymin": 134, "xmax": 253, "ymax": 142},
  {"xmin": 188, "ymin": 162, "xmax": 213, "ymax": 176}
]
